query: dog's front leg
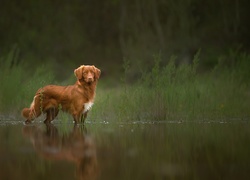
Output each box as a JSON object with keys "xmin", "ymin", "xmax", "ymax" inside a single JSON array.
[
  {"xmin": 80, "ymin": 114, "xmax": 84, "ymax": 122},
  {"xmin": 81, "ymin": 111, "xmax": 88, "ymax": 123},
  {"xmin": 73, "ymin": 113, "xmax": 81, "ymax": 124}
]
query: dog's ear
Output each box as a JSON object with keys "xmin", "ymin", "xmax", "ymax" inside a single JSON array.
[
  {"xmin": 74, "ymin": 65, "xmax": 84, "ymax": 79},
  {"xmin": 93, "ymin": 66, "xmax": 101, "ymax": 79}
]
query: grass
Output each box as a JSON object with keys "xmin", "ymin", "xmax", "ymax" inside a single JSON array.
[
  {"xmin": 0, "ymin": 48, "xmax": 54, "ymax": 114},
  {"xmin": 0, "ymin": 49, "xmax": 250, "ymax": 122},
  {"xmin": 90, "ymin": 50, "xmax": 250, "ymax": 122}
]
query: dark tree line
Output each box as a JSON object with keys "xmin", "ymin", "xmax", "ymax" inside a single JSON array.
[{"xmin": 1, "ymin": 0, "xmax": 250, "ymax": 77}]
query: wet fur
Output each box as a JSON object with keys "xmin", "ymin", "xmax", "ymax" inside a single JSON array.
[{"xmin": 22, "ymin": 65, "xmax": 101, "ymax": 124}]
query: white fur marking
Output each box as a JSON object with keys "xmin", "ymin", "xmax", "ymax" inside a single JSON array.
[
  {"xmin": 30, "ymin": 95, "xmax": 37, "ymax": 108},
  {"xmin": 84, "ymin": 102, "xmax": 93, "ymax": 113}
]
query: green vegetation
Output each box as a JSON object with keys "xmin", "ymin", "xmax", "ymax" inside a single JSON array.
[
  {"xmin": 0, "ymin": 49, "xmax": 249, "ymax": 122},
  {"xmin": 90, "ymin": 50, "xmax": 250, "ymax": 122},
  {"xmin": 0, "ymin": 48, "xmax": 54, "ymax": 113}
]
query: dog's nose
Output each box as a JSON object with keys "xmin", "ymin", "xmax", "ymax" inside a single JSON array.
[{"xmin": 88, "ymin": 77, "xmax": 93, "ymax": 82}]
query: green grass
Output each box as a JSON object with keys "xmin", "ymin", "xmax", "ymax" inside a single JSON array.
[
  {"xmin": 90, "ymin": 51, "xmax": 250, "ymax": 122},
  {"xmin": 0, "ymin": 49, "xmax": 250, "ymax": 122},
  {"xmin": 0, "ymin": 48, "xmax": 54, "ymax": 114}
]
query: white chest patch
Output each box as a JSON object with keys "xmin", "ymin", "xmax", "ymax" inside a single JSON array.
[{"xmin": 83, "ymin": 102, "xmax": 94, "ymax": 113}]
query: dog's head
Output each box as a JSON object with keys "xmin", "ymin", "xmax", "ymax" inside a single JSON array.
[{"xmin": 74, "ymin": 65, "xmax": 101, "ymax": 83}]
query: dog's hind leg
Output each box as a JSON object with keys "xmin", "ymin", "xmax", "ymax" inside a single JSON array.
[{"xmin": 44, "ymin": 108, "xmax": 59, "ymax": 124}]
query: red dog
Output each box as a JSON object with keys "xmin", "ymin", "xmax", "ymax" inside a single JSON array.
[{"xmin": 22, "ymin": 65, "xmax": 101, "ymax": 124}]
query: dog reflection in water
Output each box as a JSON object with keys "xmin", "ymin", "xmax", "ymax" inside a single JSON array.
[{"xmin": 22, "ymin": 124, "xmax": 98, "ymax": 180}]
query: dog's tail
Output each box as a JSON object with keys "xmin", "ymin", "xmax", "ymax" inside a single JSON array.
[
  {"xmin": 22, "ymin": 95, "xmax": 41, "ymax": 121},
  {"xmin": 22, "ymin": 108, "xmax": 31, "ymax": 119}
]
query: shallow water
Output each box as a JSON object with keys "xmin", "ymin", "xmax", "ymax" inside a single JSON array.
[{"xmin": 0, "ymin": 119, "xmax": 250, "ymax": 180}]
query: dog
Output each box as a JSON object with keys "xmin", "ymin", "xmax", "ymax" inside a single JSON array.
[{"xmin": 22, "ymin": 65, "xmax": 101, "ymax": 124}]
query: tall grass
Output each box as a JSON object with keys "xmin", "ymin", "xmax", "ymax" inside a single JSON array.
[
  {"xmin": 0, "ymin": 48, "xmax": 249, "ymax": 122},
  {"xmin": 90, "ymin": 50, "xmax": 250, "ymax": 122},
  {"xmin": 0, "ymin": 48, "xmax": 54, "ymax": 114}
]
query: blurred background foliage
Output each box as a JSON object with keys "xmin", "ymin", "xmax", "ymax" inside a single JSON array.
[{"xmin": 1, "ymin": 0, "xmax": 250, "ymax": 81}]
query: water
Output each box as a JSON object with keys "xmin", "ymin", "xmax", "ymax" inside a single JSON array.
[{"xmin": 0, "ymin": 119, "xmax": 250, "ymax": 180}]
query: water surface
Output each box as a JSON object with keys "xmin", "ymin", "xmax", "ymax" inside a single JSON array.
[{"xmin": 0, "ymin": 119, "xmax": 250, "ymax": 180}]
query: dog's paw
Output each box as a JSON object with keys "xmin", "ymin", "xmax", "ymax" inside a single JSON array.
[{"xmin": 24, "ymin": 120, "xmax": 32, "ymax": 125}]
